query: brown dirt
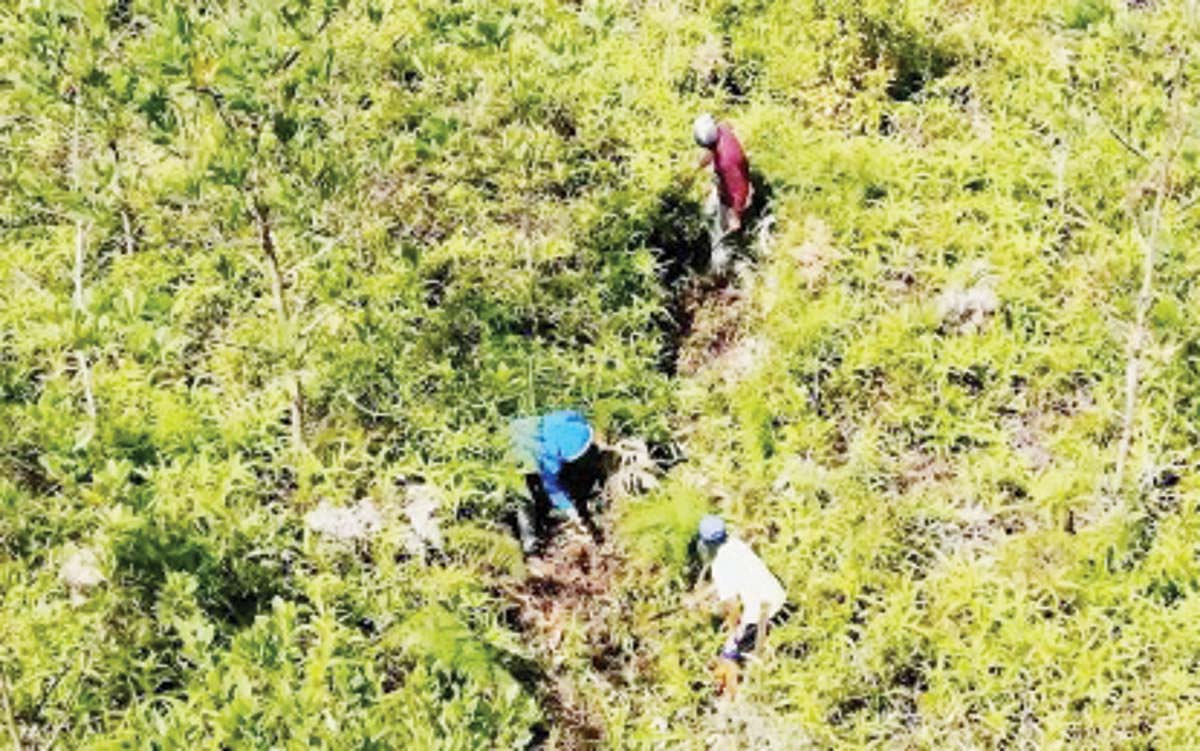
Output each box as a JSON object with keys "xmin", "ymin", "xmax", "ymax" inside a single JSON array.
[
  {"xmin": 509, "ymin": 252, "xmax": 761, "ymax": 746},
  {"xmin": 504, "ymin": 516, "xmax": 637, "ymax": 750},
  {"xmin": 896, "ymin": 448, "xmax": 955, "ymax": 492},
  {"xmin": 675, "ymin": 276, "xmax": 748, "ymax": 376},
  {"xmin": 512, "ymin": 534, "xmax": 622, "ymax": 650}
]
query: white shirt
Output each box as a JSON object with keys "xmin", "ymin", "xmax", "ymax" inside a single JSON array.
[{"xmin": 711, "ymin": 536, "xmax": 786, "ymax": 625}]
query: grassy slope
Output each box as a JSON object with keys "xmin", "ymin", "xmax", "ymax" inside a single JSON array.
[
  {"xmin": 1, "ymin": 0, "xmax": 1200, "ymax": 749},
  {"xmin": 612, "ymin": 2, "xmax": 1200, "ymax": 749}
]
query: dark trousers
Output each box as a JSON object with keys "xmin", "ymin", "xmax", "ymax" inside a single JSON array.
[
  {"xmin": 518, "ymin": 445, "xmax": 603, "ymax": 550},
  {"xmin": 728, "ymin": 604, "xmax": 794, "ymax": 661}
]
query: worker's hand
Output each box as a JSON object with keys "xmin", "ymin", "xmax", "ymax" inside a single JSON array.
[
  {"xmin": 713, "ymin": 657, "xmax": 740, "ymax": 698},
  {"xmin": 721, "ymin": 603, "xmax": 741, "ymax": 632}
]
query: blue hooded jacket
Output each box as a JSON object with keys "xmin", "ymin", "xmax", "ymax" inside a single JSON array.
[{"xmin": 508, "ymin": 410, "xmax": 593, "ymax": 511}]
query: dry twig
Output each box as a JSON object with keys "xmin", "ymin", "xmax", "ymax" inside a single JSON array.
[{"xmin": 1110, "ymin": 56, "xmax": 1189, "ymax": 504}]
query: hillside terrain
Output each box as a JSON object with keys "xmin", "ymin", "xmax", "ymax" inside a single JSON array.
[{"xmin": 3, "ymin": 0, "xmax": 1200, "ymax": 749}]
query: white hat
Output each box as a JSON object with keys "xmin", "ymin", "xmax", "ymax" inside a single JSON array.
[{"xmin": 693, "ymin": 113, "xmax": 718, "ymax": 147}]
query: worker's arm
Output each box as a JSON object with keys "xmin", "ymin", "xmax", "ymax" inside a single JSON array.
[
  {"xmin": 683, "ymin": 152, "xmax": 714, "ymax": 187},
  {"xmin": 539, "ymin": 465, "xmax": 576, "ymax": 512}
]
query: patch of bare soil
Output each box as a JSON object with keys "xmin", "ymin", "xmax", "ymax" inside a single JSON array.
[
  {"xmin": 675, "ymin": 275, "xmax": 748, "ymax": 376},
  {"xmin": 895, "ymin": 448, "xmax": 956, "ymax": 493},
  {"xmin": 505, "ymin": 514, "xmax": 643, "ymax": 750},
  {"xmin": 501, "ymin": 439, "xmax": 667, "ymax": 748},
  {"xmin": 513, "ymin": 534, "xmax": 621, "ymax": 652}
]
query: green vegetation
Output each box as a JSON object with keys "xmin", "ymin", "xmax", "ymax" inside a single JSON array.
[{"xmin": 3, "ymin": 0, "xmax": 1200, "ymax": 748}]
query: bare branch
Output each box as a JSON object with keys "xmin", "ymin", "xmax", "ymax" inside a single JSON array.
[
  {"xmin": 194, "ymin": 85, "xmax": 234, "ymax": 131},
  {"xmin": 120, "ymin": 209, "xmax": 135, "ymax": 254},
  {"xmin": 255, "ymin": 200, "xmax": 305, "ymax": 448},
  {"xmin": 255, "ymin": 201, "xmax": 290, "ymax": 321},
  {"xmin": 110, "ymin": 140, "xmax": 136, "ymax": 255},
  {"xmin": 71, "ymin": 217, "xmax": 87, "ymax": 313},
  {"xmin": 1101, "ymin": 116, "xmax": 1150, "ymax": 162},
  {"xmin": 70, "ymin": 94, "xmax": 97, "ymax": 422},
  {"xmin": 1110, "ymin": 55, "xmax": 1189, "ymax": 504}
]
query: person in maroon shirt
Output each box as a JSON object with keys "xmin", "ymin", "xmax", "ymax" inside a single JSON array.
[{"xmin": 693, "ymin": 113, "xmax": 753, "ymax": 235}]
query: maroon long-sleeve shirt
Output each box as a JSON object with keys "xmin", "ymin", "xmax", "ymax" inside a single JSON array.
[{"xmin": 711, "ymin": 124, "xmax": 751, "ymax": 218}]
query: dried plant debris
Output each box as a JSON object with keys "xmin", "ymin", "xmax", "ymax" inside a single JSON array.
[
  {"xmin": 937, "ymin": 280, "xmax": 998, "ymax": 332},
  {"xmin": 691, "ymin": 36, "xmax": 726, "ymax": 82},
  {"xmin": 704, "ymin": 696, "xmax": 813, "ymax": 751},
  {"xmin": 678, "ymin": 279, "xmax": 747, "ymax": 375},
  {"xmin": 603, "ymin": 437, "xmax": 660, "ymax": 501},
  {"xmin": 788, "ymin": 217, "xmax": 838, "ymax": 288},
  {"xmin": 715, "ymin": 335, "xmax": 770, "ymax": 384}
]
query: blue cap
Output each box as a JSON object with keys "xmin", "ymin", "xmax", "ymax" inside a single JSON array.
[
  {"xmin": 508, "ymin": 410, "xmax": 593, "ymax": 471},
  {"xmin": 540, "ymin": 410, "xmax": 593, "ymax": 462},
  {"xmin": 698, "ymin": 515, "xmax": 727, "ymax": 544}
]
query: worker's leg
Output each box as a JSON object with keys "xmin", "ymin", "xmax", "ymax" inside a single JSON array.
[
  {"xmin": 560, "ymin": 445, "xmax": 602, "ymax": 504},
  {"xmin": 516, "ymin": 504, "xmax": 538, "ymax": 554},
  {"xmin": 519, "ymin": 474, "xmax": 553, "ymax": 553},
  {"xmin": 713, "ymin": 205, "xmax": 739, "ymax": 274},
  {"xmin": 704, "ymin": 186, "xmax": 730, "ymax": 271},
  {"xmin": 732, "ymin": 604, "xmax": 791, "ymax": 659},
  {"xmin": 735, "ymin": 622, "xmax": 759, "ymax": 657},
  {"xmin": 559, "ymin": 445, "xmax": 604, "ymax": 539},
  {"xmin": 725, "ymin": 203, "xmax": 742, "ymax": 234}
]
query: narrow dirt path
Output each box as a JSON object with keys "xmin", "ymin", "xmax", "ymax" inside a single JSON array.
[
  {"xmin": 506, "ymin": 213, "xmax": 773, "ymax": 748},
  {"xmin": 504, "ymin": 517, "xmax": 632, "ymax": 749}
]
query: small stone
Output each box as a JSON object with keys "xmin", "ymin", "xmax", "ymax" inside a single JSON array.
[
  {"xmin": 61, "ymin": 547, "xmax": 104, "ymax": 604},
  {"xmin": 404, "ymin": 484, "xmax": 444, "ymax": 557},
  {"xmin": 305, "ymin": 499, "xmax": 382, "ymax": 542}
]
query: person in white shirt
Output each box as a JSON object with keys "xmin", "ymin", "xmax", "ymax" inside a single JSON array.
[{"xmin": 697, "ymin": 514, "xmax": 787, "ymax": 662}]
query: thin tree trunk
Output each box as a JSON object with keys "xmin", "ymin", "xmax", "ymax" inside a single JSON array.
[
  {"xmin": 120, "ymin": 208, "xmax": 134, "ymax": 254},
  {"xmin": 255, "ymin": 201, "xmax": 305, "ymax": 448},
  {"xmin": 256, "ymin": 201, "xmax": 290, "ymax": 320},
  {"xmin": 108, "ymin": 141, "xmax": 136, "ymax": 255},
  {"xmin": 1110, "ymin": 58, "xmax": 1187, "ymax": 503},
  {"xmin": 72, "ymin": 218, "xmax": 86, "ymax": 312},
  {"xmin": 70, "ymin": 95, "xmax": 97, "ymax": 422},
  {"xmin": 1113, "ymin": 175, "xmax": 1166, "ymax": 496},
  {"xmin": 290, "ymin": 373, "xmax": 306, "ymax": 450}
]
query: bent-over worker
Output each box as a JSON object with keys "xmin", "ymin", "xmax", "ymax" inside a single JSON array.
[
  {"xmin": 693, "ymin": 113, "xmax": 753, "ymax": 238},
  {"xmin": 508, "ymin": 410, "xmax": 603, "ymax": 554},
  {"xmin": 697, "ymin": 514, "xmax": 786, "ymax": 663}
]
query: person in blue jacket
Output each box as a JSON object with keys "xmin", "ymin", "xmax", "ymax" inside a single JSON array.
[{"xmin": 508, "ymin": 410, "xmax": 603, "ymax": 553}]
